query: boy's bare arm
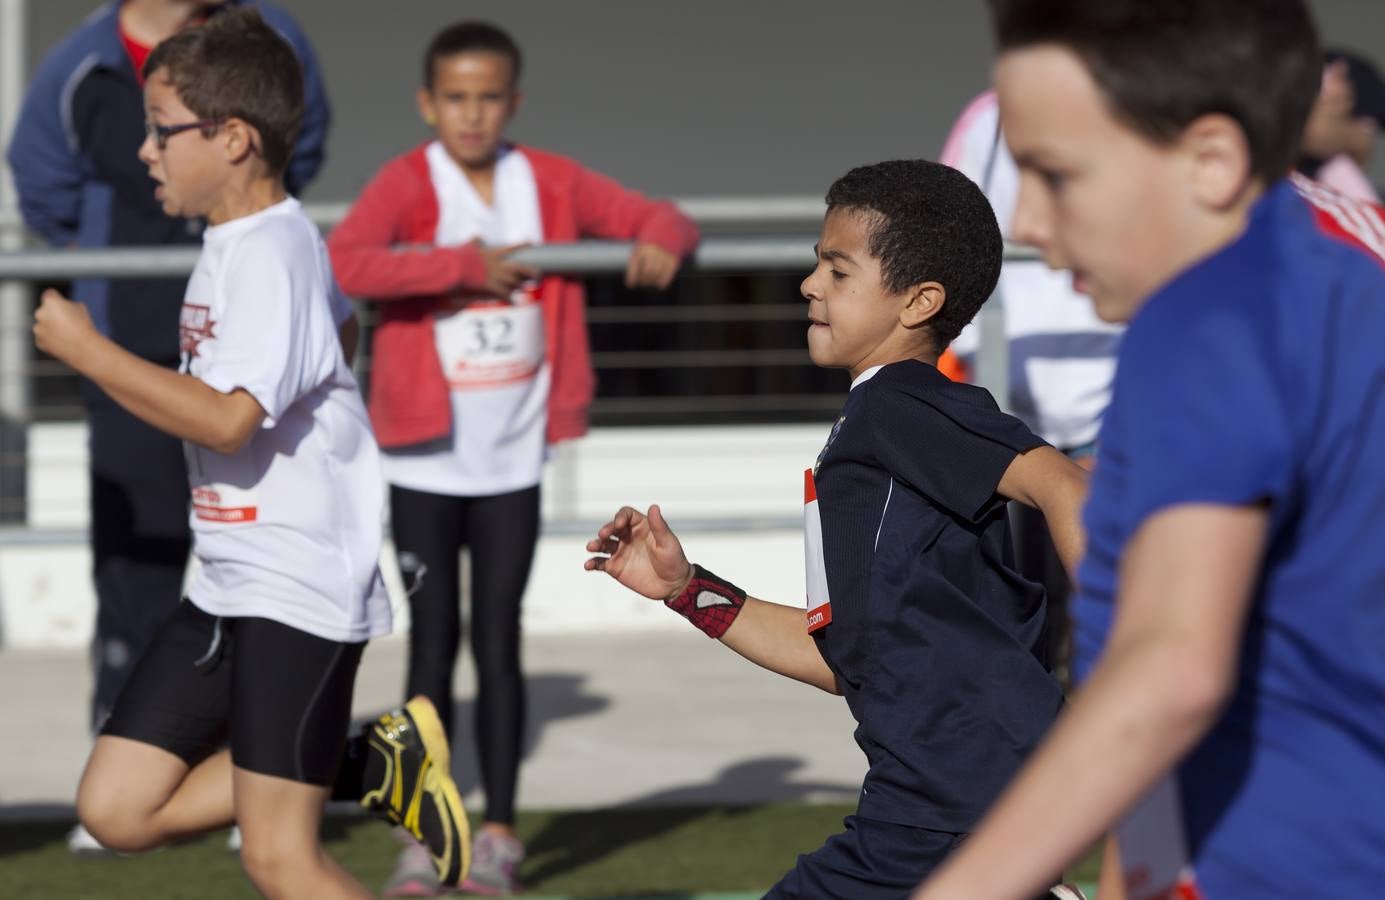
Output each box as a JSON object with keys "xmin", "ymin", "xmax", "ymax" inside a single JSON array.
[
  {"xmin": 34, "ymin": 290, "xmax": 265, "ymax": 454},
  {"xmin": 912, "ymin": 503, "xmax": 1266, "ymax": 900},
  {"xmin": 996, "ymin": 445, "xmax": 1088, "ymax": 579},
  {"xmin": 585, "ymin": 504, "xmax": 839, "ymax": 694},
  {"xmin": 719, "ymin": 596, "xmax": 841, "ymax": 694}
]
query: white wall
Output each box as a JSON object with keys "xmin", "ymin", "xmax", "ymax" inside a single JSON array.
[{"xmin": 0, "ymin": 423, "xmax": 826, "ymax": 647}]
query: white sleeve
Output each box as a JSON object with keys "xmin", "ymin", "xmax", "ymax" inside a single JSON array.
[
  {"xmin": 951, "ymin": 319, "xmax": 981, "ymax": 358},
  {"xmin": 199, "ymin": 230, "xmax": 334, "ymax": 424},
  {"xmin": 938, "ymin": 91, "xmax": 1002, "ymax": 188},
  {"xmin": 940, "ymin": 92, "xmax": 1000, "ymax": 361}
]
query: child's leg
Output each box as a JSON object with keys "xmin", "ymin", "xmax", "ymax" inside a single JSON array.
[
  {"xmin": 465, "ymin": 485, "xmax": 540, "ymax": 830},
  {"xmin": 229, "ymin": 616, "xmax": 369, "ymax": 894},
  {"xmin": 390, "ymin": 484, "xmax": 468, "ymax": 737},
  {"xmin": 78, "ymin": 600, "xmax": 234, "ymax": 851},
  {"xmin": 234, "ymin": 767, "xmax": 371, "ymax": 899},
  {"xmin": 77, "ymin": 739, "xmax": 233, "ymax": 852}
]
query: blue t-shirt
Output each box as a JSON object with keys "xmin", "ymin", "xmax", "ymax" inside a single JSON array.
[
  {"xmin": 1074, "ymin": 176, "xmax": 1385, "ymax": 897},
  {"xmin": 811, "ymin": 360, "xmax": 1060, "ymax": 832}
]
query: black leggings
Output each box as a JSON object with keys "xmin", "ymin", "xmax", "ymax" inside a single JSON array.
[{"xmin": 389, "ymin": 483, "xmax": 540, "ymax": 826}]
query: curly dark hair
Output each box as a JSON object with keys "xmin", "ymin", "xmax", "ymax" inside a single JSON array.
[
  {"xmin": 991, "ymin": 0, "xmax": 1320, "ymax": 185},
  {"xmin": 824, "ymin": 159, "xmax": 1002, "ymax": 351}
]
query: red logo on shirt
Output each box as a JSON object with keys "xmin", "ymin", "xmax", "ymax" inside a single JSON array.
[{"xmin": 180, "ymin": 304, "xmax": 216, "ymax": 356}]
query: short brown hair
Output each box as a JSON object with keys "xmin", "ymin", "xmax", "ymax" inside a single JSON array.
[
  {"xmin": 145, "ymin": 7, "xmax": 304, "ymax": 176},
  {"xmin": 424, "ymin": 21, "xmax": 522, "ymax": 89},
  {"xmin": 991, "ymin": 0, "xmax": 1320, "ymax": 185}
]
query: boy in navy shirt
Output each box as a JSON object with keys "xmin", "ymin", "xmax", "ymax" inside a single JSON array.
[
  {"xmin": 915, "ymin": 2, "xmax": 1385, "ymax": 899},
  {"xmin": 585, "ymin": 159, "xmax": 1088, "ymax": 898}
]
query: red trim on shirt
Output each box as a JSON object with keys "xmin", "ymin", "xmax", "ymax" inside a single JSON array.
[{"xmin": 119, "ymin": 25, "xmax": 153, "ymax": 85}]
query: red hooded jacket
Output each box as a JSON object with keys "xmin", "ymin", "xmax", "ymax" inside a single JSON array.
[{"xmin": 328, "ymin": 144, "xmax": 699, "ymax": 448}]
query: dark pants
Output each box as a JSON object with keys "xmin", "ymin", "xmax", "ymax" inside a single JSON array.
[
  {"xmin": 88, "ymin": 398, "xmax": 191, "ymax": 732},
  {"xmin": 765, "ymin": 816, "xmax": 967, "ymax": 899},
  {"xmin": 390, "ymin": 483, "xmax": 540, "ymax": 826},
  {"xmin": 765, "ymin": 816, "xmax": 1066, "ymax": 899}
]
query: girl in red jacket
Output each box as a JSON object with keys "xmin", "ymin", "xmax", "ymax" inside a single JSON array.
[{"xmin": 328, "ymin": 21, "xmax": 698, "ymax": 897}]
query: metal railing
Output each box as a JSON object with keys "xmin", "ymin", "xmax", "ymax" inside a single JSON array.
[{"xmin": 0, "ymin": 199, "xmax": 1038, "ymax": 535}]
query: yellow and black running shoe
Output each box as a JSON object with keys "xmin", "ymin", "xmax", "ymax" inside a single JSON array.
[{"xmin": 360, "ymin": 696, "xmax": 470, "ymax": 887}]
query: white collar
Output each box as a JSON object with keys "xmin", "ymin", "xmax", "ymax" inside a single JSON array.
[{"xmin": 850, "ymin": 365, "xmax": 883, "ymax": 390}]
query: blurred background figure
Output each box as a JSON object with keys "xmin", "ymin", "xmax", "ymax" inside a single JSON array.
[
  {"xmin": 938, "ymin": 89, "xmax": 1124, "ymax": 675},
  {"xmin": 5, "ymin": 0, "xmax": 330, "ymax": 855},
  {"xmin": 1298, "ymin": 49, "xmax": 1385, "ymax": 201},
  {"xmin": 327, "ymin": 20, "xmax": 697, "ymax": 896}
]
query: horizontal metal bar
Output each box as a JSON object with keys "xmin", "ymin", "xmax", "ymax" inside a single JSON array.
[
  {"xmin": 590, "ymin": 348, "xmax": 810, "ymax": 369},
  {"xmin": 0, "ymin": 238, "xmax": 815, "ymax": 280},
  {"xmin": 586, "ymin": 303, "xmax": 804, "ymax": 324},
  {"xmin": 0, "ymin": 515, "xmax": 804, "ymax": 546},
  {"xmin": 0, "ymin": 238, "xmax": 1043, "ymax": 282},
  {"xmin": 590, "ymin": 394, "xmax": 842, "ymax": 414},
  {"xmin": 0, "ymin": 197, "xmax": 830, "ymax": 232}
]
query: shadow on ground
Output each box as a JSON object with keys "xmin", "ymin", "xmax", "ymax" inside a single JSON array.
[
  {"xmin": 522, "ymin": 755, "xmax": 857, "ymax": 886},
  {"xmin": 353, "ymin": 670, "xmax": 612, "ymax": 798}
]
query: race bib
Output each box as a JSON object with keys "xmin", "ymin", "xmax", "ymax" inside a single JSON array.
[
  {"xmin": 191, "ymin": 484, "xmax": 259, "ymax": 523},
  {"xmin": 187, "ymin": 445, "xmax": 260, "ymax": 524},
  {"xmin": 435, "ymin": 288, "xmax": 544, "ymax": 391},
  {"xmin": 804, "ymin": 468, "xmax": 832, "ymax": 632},
  {"xmin": 1117, "ymin": 776, "xmax": 1205, "ymax": 900}
]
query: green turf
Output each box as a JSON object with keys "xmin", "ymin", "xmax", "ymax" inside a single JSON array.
[{"xmin": 0, "ymin": 805, "xmax": 1101, "ymax": 898}]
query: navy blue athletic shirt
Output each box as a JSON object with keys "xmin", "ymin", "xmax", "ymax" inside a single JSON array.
[{"xmin": 809, "ymin": 359, "xmax": 1062, "ymax": 832}]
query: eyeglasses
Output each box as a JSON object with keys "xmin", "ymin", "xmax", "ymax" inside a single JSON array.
[{"xmin": 145, "ymin": 118, "xmax": 225, "ymax": 150}]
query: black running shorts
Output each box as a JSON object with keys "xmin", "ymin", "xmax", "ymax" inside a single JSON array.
[{"xmin": 101, "ymin": 599, "xmax": 365, "ymax": 785}]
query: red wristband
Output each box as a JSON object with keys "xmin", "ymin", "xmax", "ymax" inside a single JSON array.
[{"xmin": 666, "ymin": 564, "xmax": 746, "ymax": 639}]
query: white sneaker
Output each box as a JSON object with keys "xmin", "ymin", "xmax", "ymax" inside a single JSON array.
[
  {"xmin": 67, "ymin": 822, "xmax": 113, "ymax": 856},
  {"xmin": 226, "ymin": 826, "xmax": 242, "ymax": 853}
]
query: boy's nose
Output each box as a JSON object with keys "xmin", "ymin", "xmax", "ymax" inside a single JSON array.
[
  {"xmin": 1010, "ymin": 177, "xmax": 1051, "ymax": 252},
  {"xmin": 137, "ymin": 135, "xmax": 158, "ymax": 166}
]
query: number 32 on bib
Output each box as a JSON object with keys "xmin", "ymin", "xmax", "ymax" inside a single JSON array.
[
  {"xmin": 804, "ymin": 469, "xmax": 832, "ymax": 632},
  {"xmin": 435, "ymin": 290, "xmax": 545, "ymax": 391}
]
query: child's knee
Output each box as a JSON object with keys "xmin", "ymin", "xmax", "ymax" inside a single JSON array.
[
  {"xmin": 238, "ymin": 836, "xmax": 317, "ymax": 895},
  {"xmin": 76, "ymin": 781, "xmax": 154, "ymax": 853}
]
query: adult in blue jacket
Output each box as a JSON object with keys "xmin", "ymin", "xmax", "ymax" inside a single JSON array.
[{"xmin": 6, "ymin": 0, "xmax": 329, "ymax": 802}]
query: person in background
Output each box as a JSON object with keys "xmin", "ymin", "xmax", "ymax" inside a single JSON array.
[
  {"xmin": 1298, "ymin": 49, "xmax": 1385, "ymax": 201},
  {"xmin": 939, "ymin": 89, "xmax": 1122, "ymax": 676},
  {"xmin": 6, "ymin": 0, "xmax": 330, "ymax": 855},
  {"xmin": 327, "ymin": 20, "xmax": 698, "ymax": 896}
]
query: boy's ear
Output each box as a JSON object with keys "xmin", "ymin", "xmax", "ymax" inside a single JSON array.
[
  {"xmin": 901, "ymin": 281, "xmax": 946, "ymax": 329},
  {"xmin": 221, "ymin": 118, "xmax": 260, "ymax": 166},
  {"xmin": 1180, "ymin": 113, "xmax": 1254, "ymax": 210},
  {"xmin": 416, "ymin": 87, "xmax": 437, "ymax": 127}
]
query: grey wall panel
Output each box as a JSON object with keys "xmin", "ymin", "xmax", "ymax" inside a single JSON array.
[{"xmin": 23, "ymin": 1, "xmax": 1385, "ymax": 201}]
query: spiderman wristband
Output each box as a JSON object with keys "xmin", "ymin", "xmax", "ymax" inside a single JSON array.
[{"xmin": 666, "ymin": 564, "xmax": 747, "ymax": 639}]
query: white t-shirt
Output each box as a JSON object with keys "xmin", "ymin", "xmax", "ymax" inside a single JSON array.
[
  {"xmin": 179, "ymin": 197, "xmax": 392, "ymax": 643},
  {"xmin": 381, "ymin": 142, "xmax": 550, "ymax": 497},
  {"xmin": 941, "ymin": 91, "xmax": 1123, "ymax": 450}
]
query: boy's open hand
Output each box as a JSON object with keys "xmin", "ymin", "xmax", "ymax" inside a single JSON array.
[
  {"xmin": 624, "ymin": 243, "xmax": 680, "ymax": 290},
  {"xmin": 33, "ymin": 289, "xmax": 98, "ymax": 367},
  {"xmin": 584, "ymin": 504, "xmax": 694, "ymax": 602},
  {"xmin": 476, "ymin": 241, "xmax": 540, "ymax": 298}
]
